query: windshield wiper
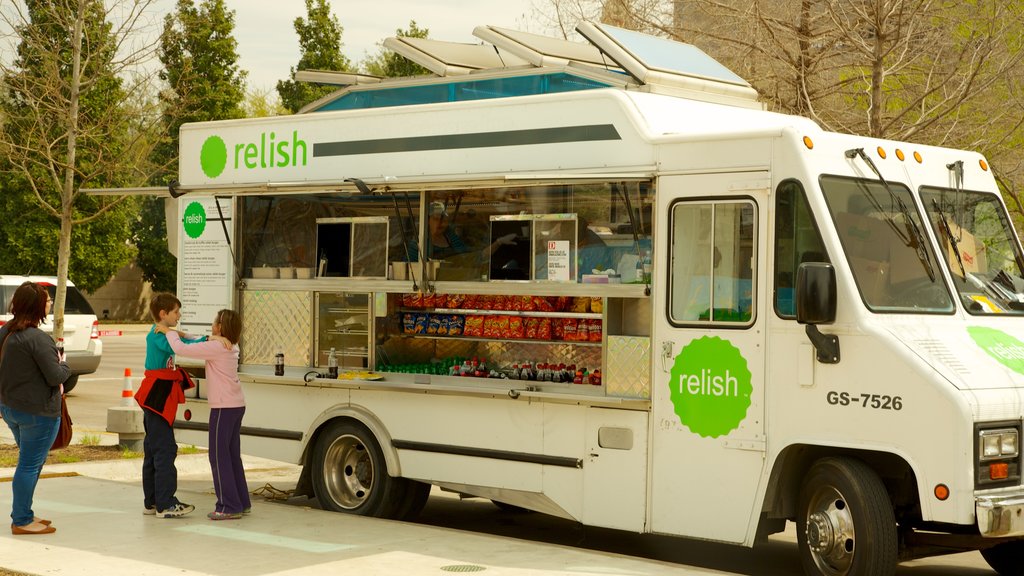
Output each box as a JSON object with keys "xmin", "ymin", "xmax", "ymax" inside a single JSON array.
[
  {"xmin": 931, "ymin": 199, "xmax": 965, "ymax": 277},
  {"xmin": 845, "ymin": 148, "xmax": 935, "ymax": 281}
]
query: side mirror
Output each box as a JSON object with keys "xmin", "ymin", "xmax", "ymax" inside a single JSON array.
[
  {"xmin": 796, "ymin": 262, "xmax": 836, "ymax": 325},
  {"xmin": 796, "ymin": 262, "xmax": 840, "ymax": 364}
]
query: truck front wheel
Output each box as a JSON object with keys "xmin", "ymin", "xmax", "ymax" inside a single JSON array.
[
  {"xmin": 311, "ymin": 420, "xmax": 401, "ymax": 518},
  {"xmin": 981, "ymin": 541, "xmax": 1024, "ymax": 576},
  {"xmin": 796, "ymin": 457, "xmax": 897, "ymax": 576}
]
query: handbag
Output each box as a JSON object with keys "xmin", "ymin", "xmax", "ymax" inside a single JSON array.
[{"xmin": 50, "ymin": 394, "xmax": 73, "ymax": 451}]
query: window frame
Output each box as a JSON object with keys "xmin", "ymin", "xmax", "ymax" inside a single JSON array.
[
  {"xmin": 773, "ymin": 179, "xmax": 830, "ymax": 320},
  {"xmin": 666, "ymin": 195, "xmax": 758, "ymax": 329}
]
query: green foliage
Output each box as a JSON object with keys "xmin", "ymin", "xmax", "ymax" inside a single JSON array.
[
  {"xmin": 361, "ymin": 21, "xmax": 431, "ymax": 78},
  {"xmin": 132, "ymin": 197, "xmax": 177, "ymax": 292},
  {"xmin": 152, "ymin": 0, "xmax": 247, "ymax": 180},
  {"xmin": 0, "ymin": 175, "xmax": 136, "ymax": 292},
  {"xmin": 244, "ymin": 86, "xmax": 289, "ymax": 118},
  {"xmin": 140, "ymin": 0, "xmax": 247, "ymax": 290},
  {"xmin": 0, "ymin": 0, "xmax": 138, "ymax": 292},
  {"xmin": 276, "ymin": 0, "xmax": 352, "ymax": 113}
]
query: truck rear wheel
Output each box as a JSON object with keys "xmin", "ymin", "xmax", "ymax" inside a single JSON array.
[
  {"xmin": 311, "ymin": 420, "xmax": 401, "ymax": 518},
  {"xmin": 981, "ymin": 541, "xmax": 1024, "ymax": 576},
  {"xmin": 797, "ymin": 457, "xmax": 897, "ymax": 576}
]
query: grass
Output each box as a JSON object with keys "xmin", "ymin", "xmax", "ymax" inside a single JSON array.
[
  {"xmin": 79, "ymin": 434, "xmax": 101, "ymax": 446},
  {"xmin": 0, "ymin": 442, "xmax": 204, "ymax": 467}
]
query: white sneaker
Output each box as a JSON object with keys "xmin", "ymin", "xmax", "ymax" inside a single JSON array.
[
  {"xmin": 143, "ymin": 506, "xmax": 156, "ymax": 516},
  {"xmin": 156, "ymin": 503, "xmax": 195, "ymax": 518}
]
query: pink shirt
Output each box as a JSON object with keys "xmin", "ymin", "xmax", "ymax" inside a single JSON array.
[{"xmin": 166, "ymin": 332, "xmax": 245, "ymax": 408}]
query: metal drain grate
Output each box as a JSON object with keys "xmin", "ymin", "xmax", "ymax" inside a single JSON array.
[{"xmin": 439, "ymin": 565, "xmax": 486, "ymax": 573}]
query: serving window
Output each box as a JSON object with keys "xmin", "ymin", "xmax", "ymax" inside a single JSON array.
[
  {"xmin": 237, "ymin": 181, "xmax": 653, "ymax": 284},
  {"xmin": 426, "ymin": 182, "xmax": 652, "ymax": 283}
]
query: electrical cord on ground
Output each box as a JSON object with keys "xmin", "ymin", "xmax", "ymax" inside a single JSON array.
[{"xmin": 250, "ymin": 483, "xmax": 294, "ymax": 501}]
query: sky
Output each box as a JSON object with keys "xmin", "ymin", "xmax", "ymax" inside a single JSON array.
[
  {"xmin": 185, "ymin": 0, "xmax": 541, "ymax": 91},
  {"xmin": 1, "ymin": 1, "xmax": 549, "ymax": 92}
]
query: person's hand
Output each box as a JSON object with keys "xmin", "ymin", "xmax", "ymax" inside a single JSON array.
[
  {"xmin": 153, "ymin": 324, "xmax": 168, "ymax": 334},
  {"xmin": 210, "ymin": 335, "xmax": 232, "ymax": 350}
]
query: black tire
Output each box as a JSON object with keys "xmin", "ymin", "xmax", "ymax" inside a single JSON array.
[
  {"xmin": 310, "ymin": 420, "xmax": 402, "ymax": 518},
  {"xmin": 395, "ymin": 479, "xmax": 431, "ymax": 521},
  {"xmin": 981, "ymin": 541, "xmax": 1024, "ymax": 576},
  {"xmin": 796, "ymin": 457, "xmax": 897, "ymax": 576}
]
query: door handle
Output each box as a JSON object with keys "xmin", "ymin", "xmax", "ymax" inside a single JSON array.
[{"xmin": 661, "ymin": 340, "xmax": 674, "ymax": 372}]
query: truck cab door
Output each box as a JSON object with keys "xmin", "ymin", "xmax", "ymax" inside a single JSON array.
[{"xmin": 650, "ymin": 172, "xmax": 769, "ymax": 544}]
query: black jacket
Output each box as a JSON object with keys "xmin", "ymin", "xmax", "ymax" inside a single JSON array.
[{"xmin": 0, "ymin": 325, "xmax": 71, "ymax": 418}]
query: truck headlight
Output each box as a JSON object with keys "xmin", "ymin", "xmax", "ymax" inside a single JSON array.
[
  {"xmin": 976, "ymin": 424, "xmax": 1021, "ymax": 487},
  {"xmin": 979, "ymin": 429, "xmax": 1019, "ymax": 461}
]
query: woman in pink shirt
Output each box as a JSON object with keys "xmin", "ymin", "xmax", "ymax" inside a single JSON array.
[{"xmin": 158, "ymin": 309, "xmax": 250, "ymax": 520}]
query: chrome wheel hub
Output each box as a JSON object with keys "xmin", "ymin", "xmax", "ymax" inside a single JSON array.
[
  {"xmin": 804, "ymin": 488, "xmax": 856, "ymax": 575},
  {"xmin": 323, "ymin": 434, "xmax": 373, "ymax": 509}
]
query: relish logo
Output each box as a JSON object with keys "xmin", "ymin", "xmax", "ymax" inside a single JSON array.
[
  {"xmin": 668, "ymin": 336, "xmax": 753, "ymax": 438},
  {"xmin": 200, "ymin": 136, "xmax": 227, "ymax": 178},
  {"xmin": 969, "ymin": 326, "xmax": 1024, "ymax": 375},
  {"xmin": 182, "ymin": 202, "xmax": 206, "ymax": 239},
  {"xmin": 199, "ymin": 131, "xmax": 307, "ymax": 179}
]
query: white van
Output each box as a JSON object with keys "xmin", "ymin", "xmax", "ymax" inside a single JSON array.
[{"xmin": 0, "ymin": 275, "xmax": 102, "ymax": 392}]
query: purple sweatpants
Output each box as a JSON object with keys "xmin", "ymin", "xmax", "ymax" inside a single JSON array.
[{"xmin": 209, "ymin": 407, "xmax": 251, "ymax": 514}]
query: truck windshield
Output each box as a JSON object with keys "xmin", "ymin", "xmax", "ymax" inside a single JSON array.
[
  {"xmin": 921, "ymin": 186, "xmax": 1024, "ymax": 314},
  {"xmin": 821, "ymin": 175, "xmax": 954, "ymax": 313}
]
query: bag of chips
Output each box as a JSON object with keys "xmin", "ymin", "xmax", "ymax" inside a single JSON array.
[
  {"xmin": 464, "ymin": 315, "xmax": 484, "ymax": 337},
  {"xmin": 538, "ymin": 318, "xmax": 552, "ymax": 340},
  {"xmin": 509, "ymin": 316, "xmax": 525, "ymax": 339}
]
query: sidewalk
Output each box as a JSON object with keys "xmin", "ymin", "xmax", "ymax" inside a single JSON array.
[{"xmin": 0, "ymin": 447, "xmax": 718, "ymax": 576}]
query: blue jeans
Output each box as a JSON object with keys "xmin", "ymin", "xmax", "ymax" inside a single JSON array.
[{"xmin": 1, "ymin": 404, "xmax": 60, "ymax": 526}]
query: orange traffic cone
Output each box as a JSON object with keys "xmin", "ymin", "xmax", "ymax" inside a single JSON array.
[{"xmin": 121, "ymin": 368, "xmax": 134, "ymax": 406}]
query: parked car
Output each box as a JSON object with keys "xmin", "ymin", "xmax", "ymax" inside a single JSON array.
[{"xmin": 0, "ymin": 275, "xmax": 102, "ymax": 393}]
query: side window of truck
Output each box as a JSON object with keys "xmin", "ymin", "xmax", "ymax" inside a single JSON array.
[
  {"xmin": 774, "ymin": 180, "xmax": 829, "ymax": 318},
  {"xmin": 669, "ymin": 199, "xmax": 756, "ymax": 325}
]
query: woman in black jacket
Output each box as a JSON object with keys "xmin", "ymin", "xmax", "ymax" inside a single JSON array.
[{"xmin": 0, "ymin": 281, "xmax": 72, "ymax": 535}]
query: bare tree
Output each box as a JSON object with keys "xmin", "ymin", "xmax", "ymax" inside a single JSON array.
[
  {"xmin": 0, "ymin": 0, "xmax": 163, "ymax": 337},
  {"xmin": 535, "ymin": 0, "xmax": 1024, "ymax": 215}
]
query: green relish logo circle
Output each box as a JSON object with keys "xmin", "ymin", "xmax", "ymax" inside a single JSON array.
[
  {"xmin": 968, "ymin": 326, "xmax": 1024, "ymax": 375},
  {"xmin": 200, "ymin": 135, "xmax": 227, "ymax": 178},
  {"xmin": 668, "ymin": 336, "xmax": 752, "ymax": 438},
  {"xmin": 182, "ymin": 202, "xmax": 206, "ymax": 239}
]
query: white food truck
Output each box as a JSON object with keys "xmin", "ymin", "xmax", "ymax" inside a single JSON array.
[{"xmin": 157, "ymin": 22, "xmax": 1023, "ymax": 576}]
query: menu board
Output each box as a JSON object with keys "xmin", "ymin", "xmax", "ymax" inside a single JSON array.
[
  {"xmin": 177, "ymin": 196, "xmax": 235, "ymax": 336},
  {"xmin": 547, "ymin": 240, "xmax": 571, "ymax": 282}
]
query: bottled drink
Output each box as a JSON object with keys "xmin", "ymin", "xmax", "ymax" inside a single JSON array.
[
  {"xmin": 274, "ymin": 351, "xmax": 285, "ymax": 376},
  {"xmin": 56, "ymin": 337, "xmax": 65, "ymax": 363},
  {"xmin": 327, "ymin": 347, "xmax": 338, "ymax": 379}
]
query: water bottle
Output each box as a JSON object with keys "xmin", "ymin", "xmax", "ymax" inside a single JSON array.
[
  {"xmin": 327, "ymin": 347, "xmax": 338, "ymax": 379},
  {"xmin": 274, "ymin": 351, "xmax": 285, "ymax": 376}
]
